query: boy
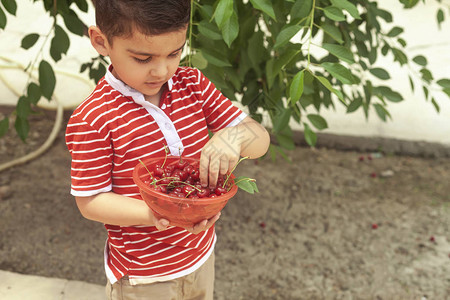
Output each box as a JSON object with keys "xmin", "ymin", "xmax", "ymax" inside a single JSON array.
[{"xmin": 65, "ymin": 0, "xmax": 270, "ymax": 299}]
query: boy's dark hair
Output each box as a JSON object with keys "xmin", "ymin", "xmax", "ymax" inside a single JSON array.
[{"xmin": 93, "ymin": 0, "xmax": 191, "ymax": 43}]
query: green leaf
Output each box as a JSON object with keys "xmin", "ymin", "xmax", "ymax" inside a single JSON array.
[
  {"xmin": 307, "ymin": 114, "xmax": 328, "ymax": 130},
  {"xmin": 1, "ymin": 0, "xmax": 17, "ymax": 15},
  {"xmin": 221, "ymin": 11, "xmax": 239, "ymax": 47},
  {"xmin": 369, "ymin": 68, "xmax": 390, "ymax": 80},
  {"xmin": 443, "ymin": 88, "xmax": 450, "ymax": 98},
  {"xmin": 275, "ymin": 128, "xmax": 296, "ymax": 150},
  {"xmin": 234, "ymin": 176, "xmax": 257, "ymax": 194},
  {"xmin": 39, "ymin": 60, "xmax": 56, "ymax": 100},
  {"xmin": 315, "ymin": 75, "xmax": 345, "ymax": 103},
  {"xmin": 423, "ymin": 85, "xmax": 429, "ymax": 100},
  {"xmin": 16, "ymin": 96, "xmax": 31, "ymax": 118},
  {"xmin": 437, "ymin": 8, "xmax": 444, "ymax": 28},
  {"xmin": 373, "ymin": 103, "xmax": 391, "ymax": 121},
  {"xmin": 214, "ymin": 0, "xmax": 233, "ymax": 29},
  {"xmin": 322, "ymin": 62, "xmax": 355, "ymax": 84},
  {"xmin": 62, "ymin": 10, "xmax": 85, "ymax": 36},
  {"xmin": 74, "ymin": 0, "xmax": 88, "ymax": 12},
  {"xmin": 437, "ymin": 79, "xmax": 450, "ymax": 89},
  {"xmin": 191, "ymin": 51, "xmax": 208, "ymax": 69},
  {"xmin": 409, "ymin": 75, "xmax": 415, "ymax": 92},
  {"xmin": 303, "ymin": 123, "xmax": 317, "ymax": 147},
  {"xmin": 412, "ymin": 55, "xmax": 427, "ymax": 66},
  {"xmin": 330, "ymin": 0, "xmax": 361, "ymax": 19},
  {"xmin": 431, "ymin": 97, "xmax": 440, "ymax": 113},
  {"xmin": 347, "ymin": 97, "xmax": 362, "ymax": 113},
  {"xmin": 321, "ymin": 23, "xmax": 344, "ymax": 44},
  {"xmin": 392, "ymin": 48, "xmax": 408, "ymax": 65},
  {"xmin": 387, "ymin": 26, "xmax": 404, "ymax": 37},
  {"xmin": 50, "ymin": 25, "xmax": 70, "ymax": 62},
  {"xmin": 0, "ymin": 117, "xmax": 9, "ymax": 138},
  {"xmin": 14, "ymin": 115, "xmax": 29, "ymax": 141},
  {"xmin": 201, "ymin": 50, "xmax": 232, "ymax": 67},
  {"xmin": 272, "ymin": 108, "xmax": 291, "ymax": 133},
  {"xmin": 290, "ymin": 0, "xmax": 312, "ymax": 21},
  {"xmin": 324, "ymin": 6, "xmax": 346, "ymax": 22},
  {"xmin": 322, "ymin": 43, "xmax": 355, "ymax": 64},
  {"xmin": 0, "ymin": 7, "xmax": 6, "ymax": 29},
  {"xmin": 198, "ymin": 20, "xmax": 222, "ymax": 40},
  {"xmin": 420, "ymin": 68, "xmax": 433, "ymax": 83},
  {"xmin": 274, "ymin": 24, "xmax": 301, "ymax": 49},
  {"xmin": 289, "ymin": 70, "xmax": 304, "ymax": 104},
  {"xmin": 249, "ymin": 0, "xmax": 276, "ymax": 20},
  {"xmin": 374, "ymin": 86, "xmax": 403, "ymax": 102},
  {"xmin": 21, "ymin": 33, "xmax": 40, "ymax": 50},
  {"xmin": 27, "ymin": 82, "xmax": 42, "ymax": 104}
]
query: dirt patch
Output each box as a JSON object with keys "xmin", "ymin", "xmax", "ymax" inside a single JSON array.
[{"xmin": 0, "ymin": 108, "xmax": 449, "ymax": 299}]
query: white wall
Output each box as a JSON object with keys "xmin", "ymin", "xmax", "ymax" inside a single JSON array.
[{"xmin": 0, "ymin": 0, "xmax": 449, "ymax": 146}]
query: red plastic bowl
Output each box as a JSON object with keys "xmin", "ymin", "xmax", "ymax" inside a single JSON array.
[{"xmin": 133, "ymin": 156, "xmax": 238, "ymax": 228}]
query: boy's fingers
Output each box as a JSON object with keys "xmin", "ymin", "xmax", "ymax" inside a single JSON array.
[
  {"xmin": 199, "ymin": 153, "xmax": 210, "ymax": 187},
  {"xmin": 156, "ymin": 218, "xmax": 169, "ymax": 231},
  {"xmin": 219, "ymin": 158, "xmax": 229, "ymax": 176}
]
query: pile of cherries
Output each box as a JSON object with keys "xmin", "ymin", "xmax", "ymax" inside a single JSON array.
[{"xmin": 144, "ymin": 159, "xmax": 230, "ymax": 199}]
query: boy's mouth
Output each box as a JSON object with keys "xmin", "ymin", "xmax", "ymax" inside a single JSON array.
[{"xmin": 145, "ymin": 81, "xmax": 165, "ymax": 88}]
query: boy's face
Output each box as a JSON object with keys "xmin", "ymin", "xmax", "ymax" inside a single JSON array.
[{"xmin": 93, "ymin": 26, "xmax": 187, "ymax": 103}]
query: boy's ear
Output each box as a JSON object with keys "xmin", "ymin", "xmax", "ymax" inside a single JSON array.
[{"xmin": 88, "ymin": 26, "xmax": 110, "ymax": 56}]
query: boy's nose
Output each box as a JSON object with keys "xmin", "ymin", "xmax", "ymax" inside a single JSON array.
[{"xmin": 150, "ymin": 62, "xmax": 167, "ymax": 78}]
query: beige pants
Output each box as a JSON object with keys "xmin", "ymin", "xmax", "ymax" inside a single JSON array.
[{"xmin": 105, "ymin": 253, "xmax": 215, "ymax": 300}]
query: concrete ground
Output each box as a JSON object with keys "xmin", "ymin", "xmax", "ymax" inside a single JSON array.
[{"xmin": 0, "ymin": 270, "xmax": 105, "ymax": 300}]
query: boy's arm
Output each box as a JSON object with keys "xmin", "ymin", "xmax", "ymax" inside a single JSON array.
[
  {"xmin": 75, "ymin": 192, "xmax": 169, "ymax": 229},
  {"xmin": 75, "ymin": 192, "xmax": 220, "ymax": 234},
  {"xmin": 199, "ymin": 116, "xmax": 270, "ymax": 188}
]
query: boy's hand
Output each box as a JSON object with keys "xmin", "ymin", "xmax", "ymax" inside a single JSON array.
[
  {"xmin": 183, "ymin": 212, "xmax": 221, "ymax": 235},
  {"xmin": 199, "ymin": 127, "xmax": 241, "ymax": 188},
  {"xmin": 153, "ymin": 217, "xmax": 170, "ymax": 231}
]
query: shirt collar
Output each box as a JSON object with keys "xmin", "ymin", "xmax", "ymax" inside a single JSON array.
[{"xmin": 105, "ymin": 65, "xmax": 173, "ymax": 101}]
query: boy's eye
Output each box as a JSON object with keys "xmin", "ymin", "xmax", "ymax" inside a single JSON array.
[
  {"xmin": 134, "ymin": 57, "xmax": 151, "ymax": 64},
  {"xmin": 169, "ymin": 51, "xmax": 181, "ymax": 57}
]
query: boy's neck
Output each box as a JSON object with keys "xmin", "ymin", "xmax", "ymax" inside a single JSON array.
[{"xmin": 145, "ymin": 85, "xmax": 165, "ymax": 107}]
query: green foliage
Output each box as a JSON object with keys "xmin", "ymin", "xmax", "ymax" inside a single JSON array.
[
  {"xmin": 185, "ymin": 0, "xmax": 450, "ymax": 150},
  {"xmin": 1, "ymin": 0, "xmax": 450, "ymax": 151}
]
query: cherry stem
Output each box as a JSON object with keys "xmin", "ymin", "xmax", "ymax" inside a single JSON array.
[
  {"xmin": 139, "ymin": 159, "xmax": 153, "ymax": 181},
  {"xmin": 162, "ymin": 144, "xmax": 170, "ymax": 168},
  {"xmin": 222, "ymin": 156, "xmax": 249, "ymax": 188}
]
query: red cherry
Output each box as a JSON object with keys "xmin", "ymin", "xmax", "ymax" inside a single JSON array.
[
  {"xmin": 182, "ymin": 185, "xmax": 195, "ymax": 195},
  {"xmin": 190, "ymin": 170, "xmax": 200, "ymax": 180},
  {"xmin": 164, "ymin": 165, "xmax": 175, "ymax": 175},
  {"xmin": 176, "ymin": 159, "xmax": 188, "ymax": 170},
  {"xmin": 154, "ymin": 167, "xmax": 164, "ymax": 177},
  {"xmin": 259, "ymin": 222, "xmax": 266, "ymax": 228},
  {"xmin": 215, "ymin": 186, "xmax": 227, "ymax": 196},
  {"xmin": 172, "ymin": 169, "xmax": 188, "ymax": 181},
  {"xmin": 160, "ymin": 178, "xmax": 171, "ymax": 185},
  {"xmin": 184, "ymin": 165, "xmax": 194, "ymax": 174},
  {"xmin": 197, "ymin": 188, "xmax": 210, "ymax": 198},
  {"xmin": 430, "ymin": 236, "xmax": 436, "ymax": 243},
  {"xmin": 358, "ymin": 156, "xmax": 365, "ymax": 162},
  {"xmin": 370, "ymin": 172, "xmax": 377, "ymax": 178},
  {"xmin": 371, "ymin": 223, "xmax": 378, "ymax": 229}
]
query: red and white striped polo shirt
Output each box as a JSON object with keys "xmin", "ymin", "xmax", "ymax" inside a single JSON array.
[{"xmin": 65, "ymin": 66, "xmax": 246, "ymax": 285}]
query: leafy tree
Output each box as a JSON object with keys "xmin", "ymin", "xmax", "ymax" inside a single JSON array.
[{"xmin": 0, "ymin": 0, "xmax": 449, "ymax": 160}]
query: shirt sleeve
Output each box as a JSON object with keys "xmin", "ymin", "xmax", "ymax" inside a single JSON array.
[
  {"xmin": 65, "ymin": 114, "xmax": 113, "ymax": 197},
  {"xmin": 198, "ymin": 70, "xmax": 247, "ymax": 132}
]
